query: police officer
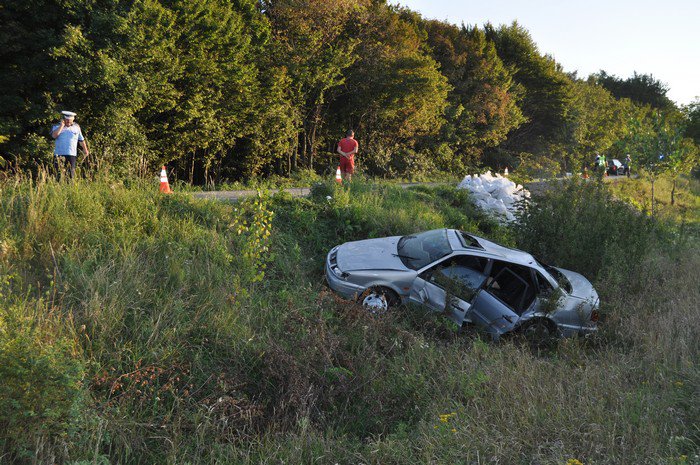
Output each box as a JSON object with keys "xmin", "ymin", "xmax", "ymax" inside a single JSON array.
[{"xmin": 51, "ymin": 110, "xmax": 89, "ymax": 179}]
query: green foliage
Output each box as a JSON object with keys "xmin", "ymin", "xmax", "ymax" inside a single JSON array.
[
  {"xmin": 624, "ymin": 110, "xmax": 695, "ymax": 178},
  {"xmin": 230, "ymin": 194, "xmax": 274, "ymax": 282},
  {"xmin": 1, "ymin": 0, "xmax": 288, "ymax": 180},
  {"xmin": 484, "ymin": 22, "xmax": 574, "ymax": 155},
  {"xmin": 685, "ymin": 100, "xmax": 700, "ymax": 146},
  {"xmin": 1, "ymin": 0, "xmax": 694, "ymax": 182},
  {"xmin": 0, "ymin": 299, "xmax": 85, "ymax": 462},
  {"xmin": 596, "ymin": 70, "xmax": 676, "ymax": 111},
  {"xmin": 265, "ymin": 0, "xmax": 367, "ymax": 172},
  {"xmin": 329, "ymin": 3, "xmax": 450, "ymax": 175},
  {"xmin": 516, "ymin": 178, "xmax": 661, "ymax": 279},
  {"xmin": 619, "ymin": 108, "xmax": 699, "ymax": 215},
  {"xmin": 563, "ymin": 79, "xmax": 632, "ymax": 171},
  {"xmin": 418, "ymin": 21, "xmax": 525, "ymax": 168}
]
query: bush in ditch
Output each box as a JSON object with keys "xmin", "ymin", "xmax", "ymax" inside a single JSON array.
[
  {"xmin": 0, "ymin": 303, "xmax": 85, "ymax": 463},
  {"xmin": 515, "ymin": 177, "xmax": 662, "ymax": 280}
]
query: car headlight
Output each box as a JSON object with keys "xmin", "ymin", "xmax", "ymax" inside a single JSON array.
[{"xmin": 331, "ymin": 265, "xmax": 349, "ymax": 279}]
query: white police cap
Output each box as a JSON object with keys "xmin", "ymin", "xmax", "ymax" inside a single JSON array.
[{"xmin": 61, "ymin": 111, "xmax": 77, "ymax": 117}]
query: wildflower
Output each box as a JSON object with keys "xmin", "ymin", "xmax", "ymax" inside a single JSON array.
[{"xmin": 566, "ymin": 460, "xmax": 583, "ymax": 465}]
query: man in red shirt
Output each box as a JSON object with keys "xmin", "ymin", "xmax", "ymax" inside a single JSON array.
[{"xmin": 337, "ymin": 129, "xmax": 358, "ymax": 182}]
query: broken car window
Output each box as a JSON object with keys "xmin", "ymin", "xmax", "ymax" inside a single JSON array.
[
  {"xmin": 425, "ymin": 255, "xmax": 489, "ymax": 301},
  {"xmin": 535, "ymin": 258, "xmax": 573, "ymax": 294},
  {"xmin": 486, "ymin": 261, "xmax": 537, "ymax": 314},
  {"xmin": 457, "ymin": 231, "xmax": 484, "ymax": 249},
  {"xmin": 535, "ymin": 271, "xmax": 554, "ymax": 294}
]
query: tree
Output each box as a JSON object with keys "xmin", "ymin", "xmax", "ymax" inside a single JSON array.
[
  {"xmin": 416, "ymin": 20, "xmax": 524, "ymax": 171},
  {"xmin": 596, "ymin": 71, "xmax": 676, "ymax": 111},
  {"xmin": 0, "ymin": 0, "xmax": 91, "ymax": 171},
  {"xmin": 624, "ymin": 110, "xmax": 697, "ymax": 215},
  {"xmin": 484, "ymin": 22, "xmax": 574, "ymax": 159},
  {"xmin": 562, "ymin": 78, "xmax": 631, "ymax": 171},
  {"xmin": 0, "ymin": 0, "xmax": 296, "ymax": 180},
  {"xmin": 265, "ymin": 0, "xmax": 367, "ymax": 171},
  {"xmin": 684, "ymin": 99, "xmax": 700, "ymax": 145},
  {"xmin": 328, "ymin": 3, "xmax": 450, "ymax": 176}
]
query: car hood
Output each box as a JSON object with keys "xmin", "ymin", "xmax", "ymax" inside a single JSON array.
[
  {"xmin": 336, "ymin": 236, "xmax": 409, "ymax": 272},
  {"xmin": 557, "ymin": 267, "xmax": 598, "ymax": 301}
]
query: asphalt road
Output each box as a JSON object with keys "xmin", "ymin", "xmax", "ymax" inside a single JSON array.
[{"xmin": 190, "ymin": 182, "xmax": 441, "ymax": 201}]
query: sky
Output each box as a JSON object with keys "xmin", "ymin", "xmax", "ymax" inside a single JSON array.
[{"xmin": 396, "ymin": 0, "xmax": 699, "ymax": 106}]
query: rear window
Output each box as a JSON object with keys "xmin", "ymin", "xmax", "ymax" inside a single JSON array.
[
  {"xmin": 458, "ymin": 231, "xmax": 484, "ymax": 249},
  {"xmin": 535, "ymin": 258, "xmax": 572, "ymax": 294}
]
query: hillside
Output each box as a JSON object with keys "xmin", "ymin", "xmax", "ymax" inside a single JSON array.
[{"xmin": 0, "ymin": 178, "xmax": 698, "ymax": 464}]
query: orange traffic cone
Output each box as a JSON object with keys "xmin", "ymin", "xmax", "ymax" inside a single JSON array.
[
  {"xmin": 583, "ymin": 167, "xmax": 589, "ymax": 179},
  {"xmin": 159, "ymin": 166, "xmax": 173, "ymax": 194},
  {"xmin": 335, "ymin": 166, "xmax": 342, "ymax": 184}
]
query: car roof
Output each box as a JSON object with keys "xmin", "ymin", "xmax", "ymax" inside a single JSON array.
[{"xmin": 449, "ymin": 229, "xmax": 538, "ymax": 267}]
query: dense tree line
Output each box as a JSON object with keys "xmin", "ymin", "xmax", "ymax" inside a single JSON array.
[{"xmin": 0, "ymin": 0, "xmax": 696, "ymax": 182}]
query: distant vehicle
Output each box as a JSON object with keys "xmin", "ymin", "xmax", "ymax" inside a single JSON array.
[
  {"xmin": 325, "ymin": 229, "xmax": 599, "ymax": 342},
  {"xmin": 607, "ymin": 159, "xmax": 624, "ymax": 176}
]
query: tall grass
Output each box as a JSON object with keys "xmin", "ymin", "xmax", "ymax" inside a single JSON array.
[
  {"xmin": 609, "ymin": 173, "xmax": 700, "ymax": 230},
  {"xmin": 0, "ymin": 177, "xmax": 697, "ymax": 464}
]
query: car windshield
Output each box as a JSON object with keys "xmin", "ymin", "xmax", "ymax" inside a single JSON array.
[
  {"xmin": 396, "ymin": 229, "xmax": 452, "ymax": 270},
  {"xmin": 535, "ymin": 258, "xmax": 572, "ymax": 293}
]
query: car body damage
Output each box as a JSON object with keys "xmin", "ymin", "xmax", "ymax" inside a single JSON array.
[{"xmin": 325, "ymin": 229, "xmax": 599, "ymax": 340}]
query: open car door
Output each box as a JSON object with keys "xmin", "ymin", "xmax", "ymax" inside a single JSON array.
[{"xmin": 467, "ymin": 266, "xmax": 531, "ymax": 338}]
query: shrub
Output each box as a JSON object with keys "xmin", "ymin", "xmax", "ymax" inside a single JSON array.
[
  {"xmin": 516, "ymin": 177, "xmax": 662, "ymax": 279},
  {"xmin": 0, "ymin": 302, "xmax": 85, "ymax": 463}
]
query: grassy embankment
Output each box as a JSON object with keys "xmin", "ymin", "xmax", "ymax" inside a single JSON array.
[
  {"xmin": 608, "ymin": 172, "xmax": 700, "ymax": 230},
  {"xmin": 0, "ymin": 175, "xmax": 698, "ymax": 464}
]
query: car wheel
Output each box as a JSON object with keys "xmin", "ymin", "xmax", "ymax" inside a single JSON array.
[
  {"xmin": 521, "ymin": 318, "xmax": 558, "ymax": 349},
  {"xmin": 359, "ymin": 287, "xmax": 399, "ymax": 315}
]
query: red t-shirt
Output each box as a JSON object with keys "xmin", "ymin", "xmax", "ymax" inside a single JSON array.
[{"xmin": 338, "ymin": 137, "xmax": 358, "ymax": 158}]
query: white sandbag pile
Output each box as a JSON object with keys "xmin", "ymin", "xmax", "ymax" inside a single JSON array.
[{"xmin": 457, "ymin": 171, "xmax": 530, "ymax": 223}]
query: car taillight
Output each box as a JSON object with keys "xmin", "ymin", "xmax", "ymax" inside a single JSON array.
[{"xmin": 590, "ymin": 310, "xmax": 599, "ymax": 322}]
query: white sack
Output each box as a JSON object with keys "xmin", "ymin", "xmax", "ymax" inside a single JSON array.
[{"xmin": 457, "ymin": 171, "xmax": 531, "ymax": 224}]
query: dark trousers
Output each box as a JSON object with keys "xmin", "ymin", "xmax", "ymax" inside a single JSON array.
[{"xmin": 54, "ymin": 155, "xmax": 77, "ymax": 179}]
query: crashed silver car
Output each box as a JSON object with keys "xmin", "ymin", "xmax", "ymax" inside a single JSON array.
[{"xmin": 325, "ymin": 229, "xmax": 599, "ymax": 340}]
